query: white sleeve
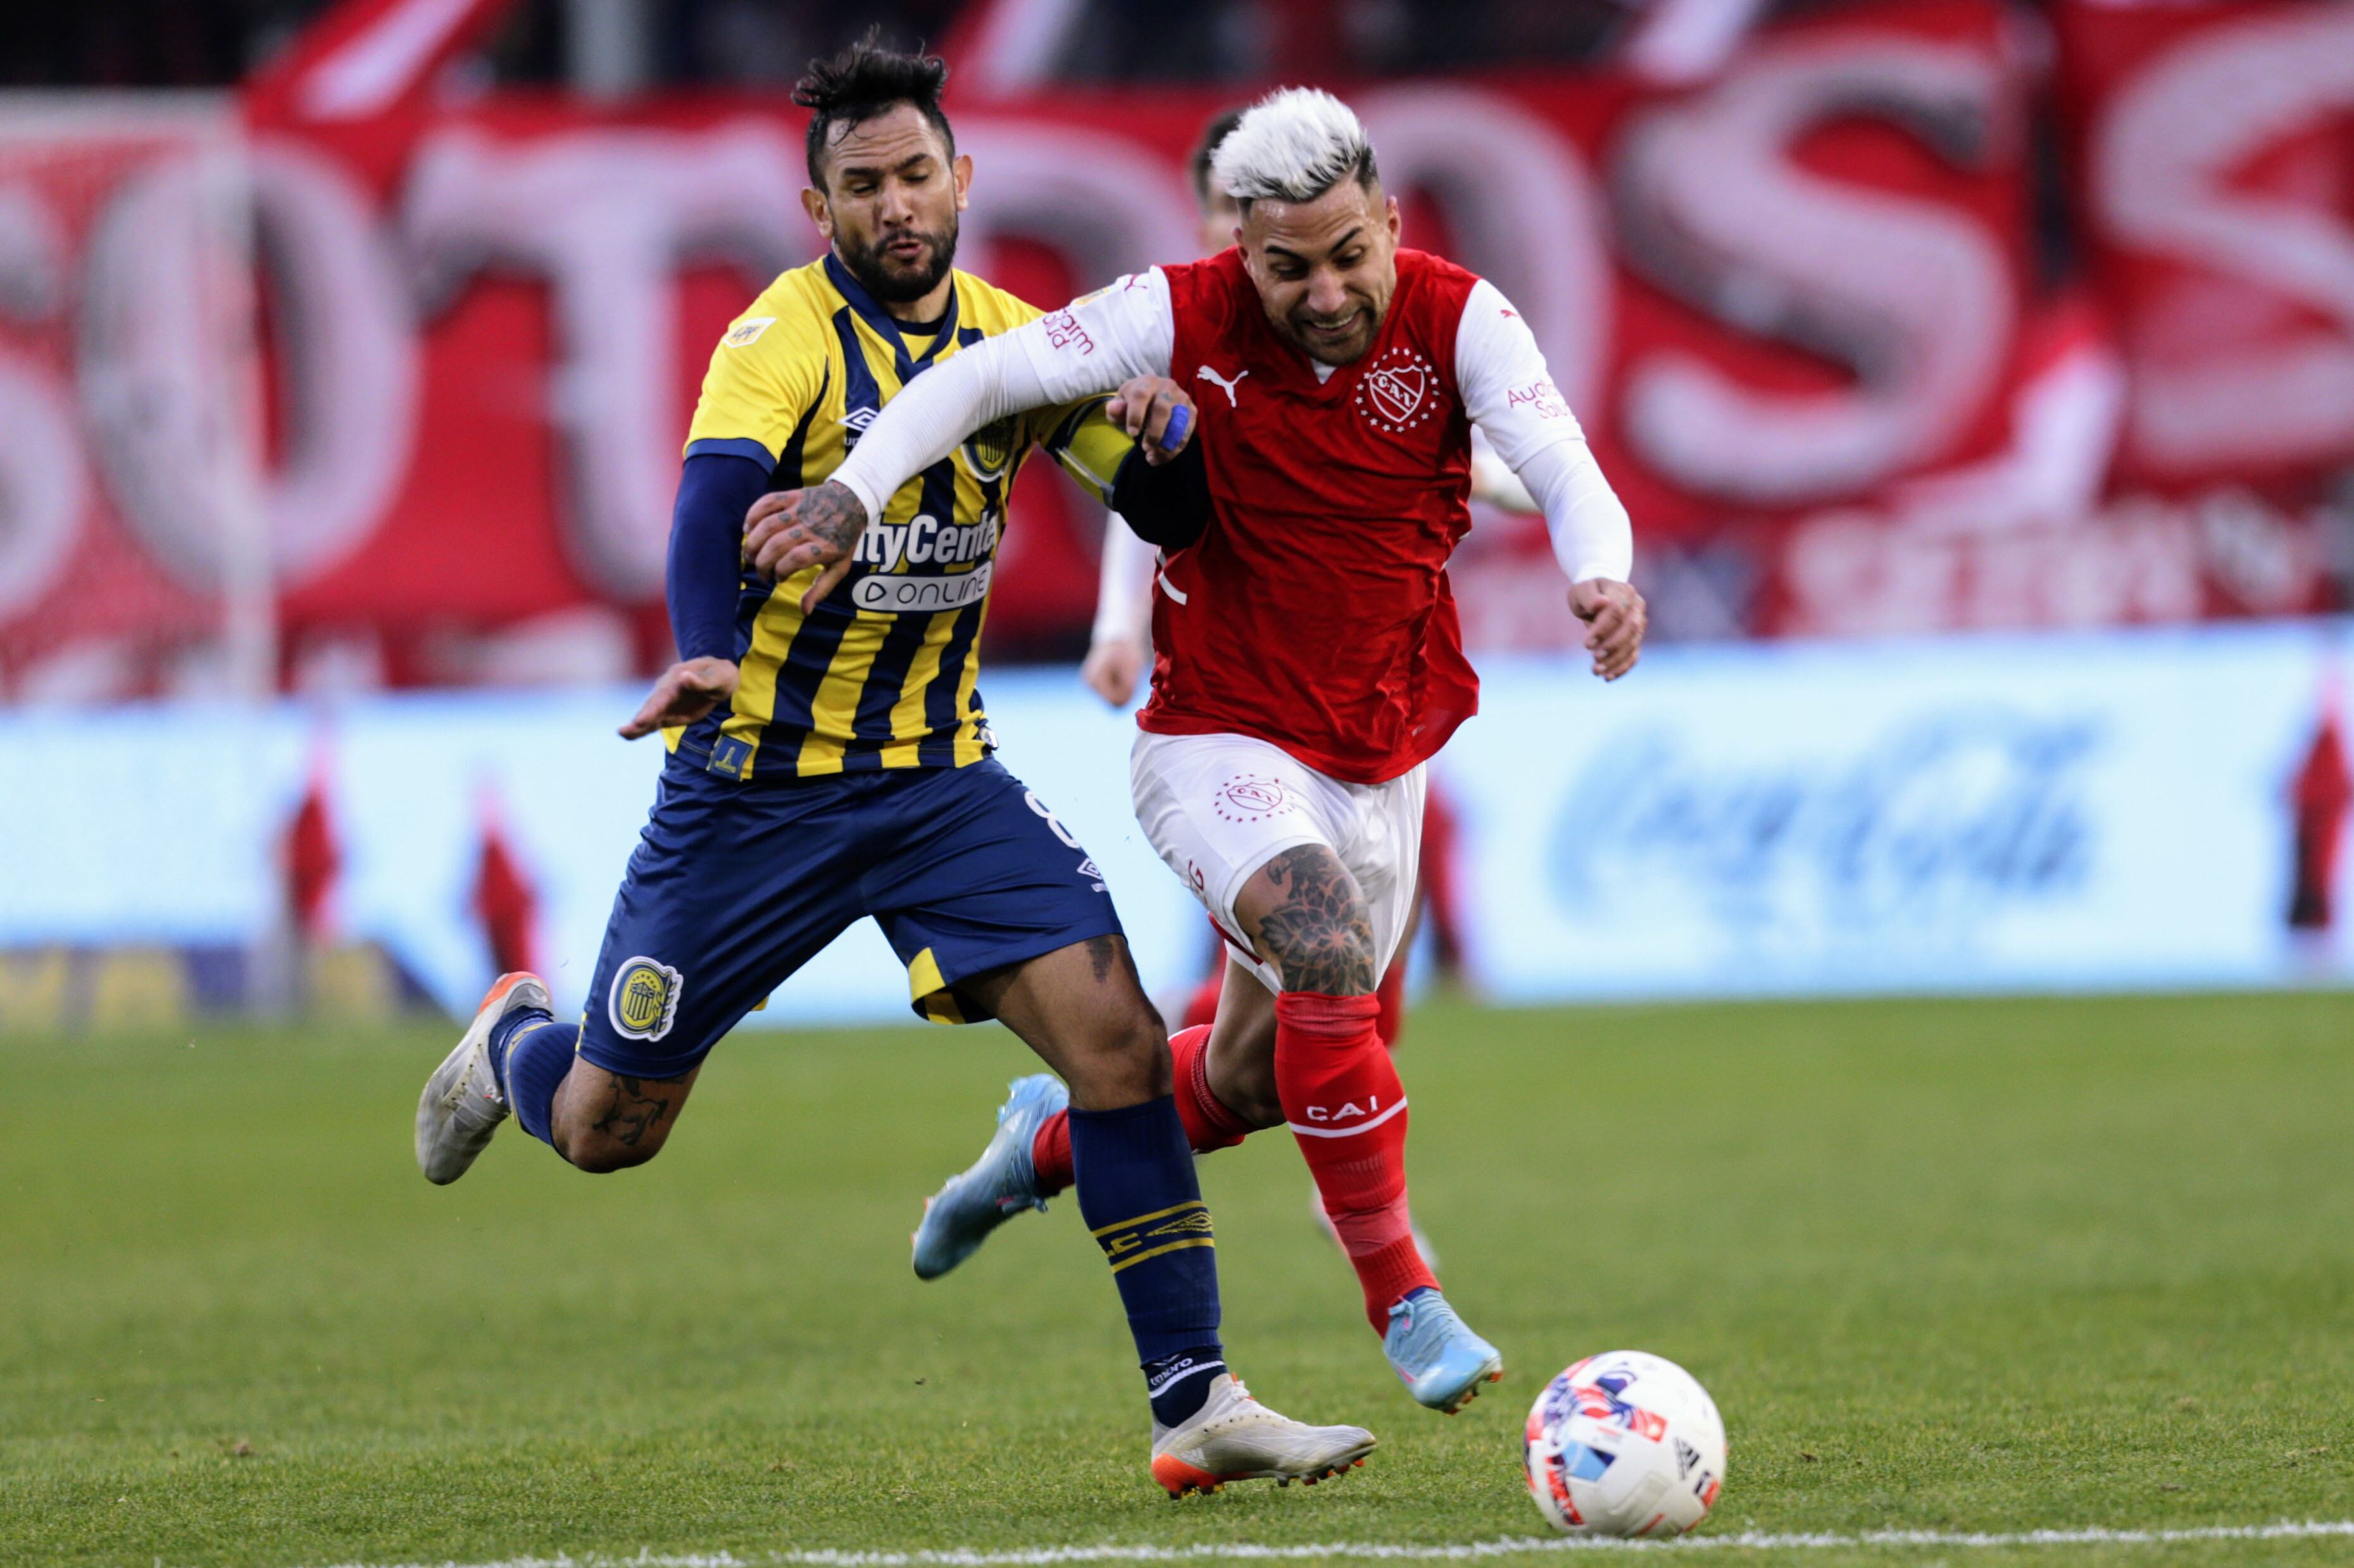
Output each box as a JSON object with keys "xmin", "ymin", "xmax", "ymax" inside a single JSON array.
[
  {"xmin": 1455, "ymin": 278, "xmax": 1634, "ymax": 583},
  {"xmin": 1515, "ymin": 441, "xmax": 1634, "ymax": 585},
  {"xmin": 1467, "ymin": 428, "xmax": 1536, "ymax": 513},
  {"xmin": 1091, "ymin": 515, "xmax": 1160, "ymax": 646},
  {"xmin": 1012, "ymin": 267, "xmax": 1177, "ymax": 403},
  {"xmin": 829, "ymin": 269, "xmax": 1178, "ymax": 523},
  {"xmin": 827, "ymin": 333, "xmax": 1049, "ymax": 523}
]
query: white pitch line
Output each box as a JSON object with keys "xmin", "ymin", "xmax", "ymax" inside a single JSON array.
[{"xmin": 293, "ymin": 1518, "xmax": 2354, "ymax": 1568}]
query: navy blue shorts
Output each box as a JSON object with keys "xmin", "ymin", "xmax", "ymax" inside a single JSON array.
[{"xmin": 577, "ymin": 754, "xmax": 1124, "ymax": 1078}]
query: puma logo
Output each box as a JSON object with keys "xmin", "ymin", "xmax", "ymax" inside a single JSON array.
[{"xmin": 1196, "ymin": 364, "xmax": 1249, "ymax": 407}]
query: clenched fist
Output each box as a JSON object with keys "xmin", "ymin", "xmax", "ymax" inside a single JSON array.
[
  {"xmin": 1080, "ymin": 636, "xmax": 1146, "ymax": 707},
  {"xmin": 1105, "ymin": 376, "xmax": 1196, "ymax": 464}
]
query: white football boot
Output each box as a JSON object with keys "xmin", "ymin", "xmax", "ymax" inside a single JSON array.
[
  {"xmin": 1149, "ymin": 1373, "xmax": 1377, "ymax": 1496},
  {"xmin": 415, "ymin": 971, "xmax": 551, "ymax": 1185}
]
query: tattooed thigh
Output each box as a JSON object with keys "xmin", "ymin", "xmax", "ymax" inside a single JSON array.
[{"xmin": 1243, "ymin": 843, "xmax": 1377, "ymax": 996}]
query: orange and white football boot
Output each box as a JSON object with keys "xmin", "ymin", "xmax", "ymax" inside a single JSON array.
[
  {"xmin": 1149, "ymin": 1373, "xmax": 1376, "ymax": 1496},
  {"xmin": 414, "ymin": 971, "xmax": 549, "ymax": 1185}
]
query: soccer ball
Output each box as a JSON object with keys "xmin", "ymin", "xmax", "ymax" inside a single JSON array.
[{"xmin": 1522, "ymin": 1350, "xmax": 1725, "ymax": 1538}]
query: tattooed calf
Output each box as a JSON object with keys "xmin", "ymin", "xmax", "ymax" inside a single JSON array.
[{"xmin": 585, "ymin": 1073, "xmax": 677, "ymax": 1148}]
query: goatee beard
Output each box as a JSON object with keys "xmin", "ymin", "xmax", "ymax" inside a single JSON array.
[{"xmin": 842, "ymin": 224, "xmax": 958, "ymax": 307}]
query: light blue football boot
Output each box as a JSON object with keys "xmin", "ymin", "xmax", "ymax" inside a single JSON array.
[
  {"xmin": 911, "ymin": 1073, "xmax": 1068, "ymax": 1279},
  {"xmin": 1384, "ymin": 1289, "xmax": 1504, "ymax": 1413}
]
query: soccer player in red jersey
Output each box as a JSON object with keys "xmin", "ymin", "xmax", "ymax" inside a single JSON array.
[
  {"xmin": 744, "ymin": 88, "xmax": 1644, "ymax": 1415},
  {"xmin": 1084, "ymin": 104, "xmax": 1457, "ymax": 1271}
]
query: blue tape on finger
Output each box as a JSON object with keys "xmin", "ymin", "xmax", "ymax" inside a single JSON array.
[{"xmin": 1160, "ymin": 405, "xmax": 1192, "ymax": 453}]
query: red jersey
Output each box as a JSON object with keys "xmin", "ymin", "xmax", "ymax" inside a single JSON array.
[
  {"xmin": 828, "ymin": 241, "xmax": 1626, "ymax": 779},
  {"xmin": 1139, "ymin": 249, "xmax": 1482, "ymax": 785}
]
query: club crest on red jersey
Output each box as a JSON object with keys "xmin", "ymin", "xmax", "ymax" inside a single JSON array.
[{"xmin": 1357, "ymin": 345, "xmax": 1437, "ymax": 435}]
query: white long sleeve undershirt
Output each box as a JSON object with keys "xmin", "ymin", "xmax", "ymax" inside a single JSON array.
[
  {"xmin": 1451, "ymin": 278, "xmax": 1632, "ymax": 583},
  {"xmin": 1091, "ymin": 513, "xmax": 1160, "ymax": 647},
  {"xmin": 830, "ymin": 268, "xmax": 1634, "ymax": 590},
  {"xmin": 830, "ymin": 330, "xmax": 1058, "ymax": 526}
]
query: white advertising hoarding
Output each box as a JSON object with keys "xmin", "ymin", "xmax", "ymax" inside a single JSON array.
[{"xmin": 0, "ymin": 621, "xmax": 2346, "ymax": 1023}]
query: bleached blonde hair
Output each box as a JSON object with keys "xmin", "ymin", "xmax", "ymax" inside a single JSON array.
[{"xmin": 1209, "ymin": 87, "xmax": 1379, "ymax": 207}]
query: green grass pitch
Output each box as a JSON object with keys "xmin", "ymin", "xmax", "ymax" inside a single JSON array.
[{"xmin": 6, "ymin": 990, "xmax": 2353, "ymax": 1567}]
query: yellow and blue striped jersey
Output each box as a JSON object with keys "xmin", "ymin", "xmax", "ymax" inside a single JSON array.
[{"xmin": 678, "ymin": 254, "xmax": 1135, "ymax": 781}]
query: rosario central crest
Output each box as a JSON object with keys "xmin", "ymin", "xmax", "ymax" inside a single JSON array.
[{"xmin": 1356, "ymin": 345, "xmax": 1437, "ymax": 435}]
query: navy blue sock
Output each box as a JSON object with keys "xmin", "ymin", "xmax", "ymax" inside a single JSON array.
[
  {"xmin": 1143, "ymin": 1346, "xmax": 1228, "ymax": 1428},
  {"xmin": 1068, "ymin": 1095, "xmax": 1225, "ymax": 1427},
  {"xmin": 489, "ymin": 1009, "xmax": 575, "ymax": 1146}
]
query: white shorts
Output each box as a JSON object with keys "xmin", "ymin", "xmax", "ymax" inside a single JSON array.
[{"xmin": 1130, "ymin": 730, "xmax": 1425, "ymax": 994}]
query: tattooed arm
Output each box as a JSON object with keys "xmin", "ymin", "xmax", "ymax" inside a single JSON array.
[
  {"xmin": 737, "ymin": 328, "xmax": 1067, "ymax": 612},
  {"xmin": 744, "ymin": 276, "xmax": 1182, "ymax": 613},
  {"xmin": 733, "ymin": 336, "xmax": 1042, "ymax": 611},
  {"xmin": 824, "ymin": 276, "xmax": 1175, "ymax": 528}
]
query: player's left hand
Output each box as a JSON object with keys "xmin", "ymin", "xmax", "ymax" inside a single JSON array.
[
  {"xmin": 1570, "ymin": 578, "xmax": 1645, "ymax": 681},
  {"xmin": 743, "ymin": 480, "xmax": 868, "ymax": 611},
  {"xmin": 1080, "ymin": 635, "xmax": 1146, "ymax": 707},
  {"xmin": 1106, "ymin": 376, "xmax": 1196, "ymax": 465},
  {"xmin": 619, "ymin": 656, "xmax": 739, "ymax": 739}
]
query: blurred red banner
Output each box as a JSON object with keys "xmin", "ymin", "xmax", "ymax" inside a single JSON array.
[{"xmin": 1, "ymin": 0, "xmax": 2347, "ymax": 700}]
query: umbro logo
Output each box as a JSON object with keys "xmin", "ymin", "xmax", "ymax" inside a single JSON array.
[
  {"xmin": 1146, "ymin": 1210, "xmax": 1215, "ymax": 1238},
  {"xmin": 839, "ymin": 406, "xmax": 879, "ymax": 432}
]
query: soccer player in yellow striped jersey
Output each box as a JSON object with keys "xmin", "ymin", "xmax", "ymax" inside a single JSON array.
[
  {"xmin": 408, "ymin": 35, "xmax": 1377, "ymax": 1496},
  {"xmin": 672, "ymin": 249, "xmax": 1136, "ymax": 779}
]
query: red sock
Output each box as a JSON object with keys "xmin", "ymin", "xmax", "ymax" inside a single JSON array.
[
  {"xmin": 1274, "ymin": 992, "xmax": 1437, "ymax": 1332},
  {"xmin": 1030, "ymin": 1026, "xmax": 1253, "ymax": 1196},
  {"xmin": 1031, "ymin": 1108, "xmax": 1074, "ymax": 1195},
  {"xmin": 1172, "ymin": 1023, "xmax": 1258, "ymax": 1152},
  {"xmin": 1374, "ymin": 957, "xmax": 1407, "ymax": 1051}
]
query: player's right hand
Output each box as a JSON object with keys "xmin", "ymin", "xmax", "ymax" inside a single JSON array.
[
  {"xmin": 619, "ymin": 657, "xmax": 740, "ymax": 739},
  {"xmin": 1080, "ymin": 636, "xmax": 1146, "ymax": 707},
  {"xmin": 744, "ymin": 480, "xmax": 868, "ymax": 611},
  {"xmin": 1570, "ymin": 578, "xmax": 1646, "ymax": 682},
  {"xmin": 1107, "ymin": 376, "xmax": 1197, "ymax": 465}
]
